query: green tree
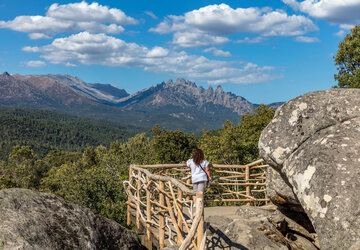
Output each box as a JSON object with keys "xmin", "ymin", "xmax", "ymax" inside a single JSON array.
[
  {"xmin": 0, "ymin": 146, "xmax": 48, "ymax": 189},
  {"xmin": 40, "ymin": 145, "xmax": 130, "ymax": 225},
  {"xmin": 237, "ymin": 105, "xmax": 275, "ymax": 162},
  {"xmin": 121, "ymin": 133, "xmax": 155, "ymax": 164},
  {"xmin": 151, "ymin": 127, "xmax": 197, "ymax": 163},
  {"xmin": 200, "ymin": 105, "xmax": 274, "ymax": 164},
  {"xmin": 334, "ymin": 24, "xmax": 360, "ymax": 88}
]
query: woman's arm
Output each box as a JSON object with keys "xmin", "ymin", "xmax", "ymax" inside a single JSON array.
[{"xmin": 206, "ymin": 164, "xmax": 212, "ymax": 181}]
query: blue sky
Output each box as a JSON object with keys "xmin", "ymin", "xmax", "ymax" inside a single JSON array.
[{"xmin": 0, "ymin": 0, "xmax": 359, "ymax": 104}]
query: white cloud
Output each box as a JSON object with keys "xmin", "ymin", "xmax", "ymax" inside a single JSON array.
[
  {"xmin": 203, "ymin": 47, "xmax": 231, "ymax": 57},
  {"xmin": 22, "ymin": 46, "xmax": 40, "ymax": 52},
  {"xmin": 234, "ymin": 36, "xmax": 264, "ymax": 44},
  {"xmin": 23, "ymin": 32, "xmax": 281, "ymax": 84},
  {"xmin": 334, "ymin": 30, "xmax": 345, "ymax": 37},
  {"xmin": 340, "ymin": 24, "xmax": 355, "ymax": 30},
  {"xmin": 146, "ymin": 46, "xmax": 169, "ymax": 57},
  {"xmin": 47, "ymin": 1, "xmax": 137, "ymax": 24},
  {"xmin": 22, "ymin": 60, "xmax": 47, "ymax": 67},
  {"xmin": 172, "ymin": 32, "xmax": 229, "ymax": 48},
  {"xmin": 282, "ymin": 0, "xmax": 360, "ymax": 25},
  {"xmin": 144, "ymin": 11, "xmax": 158, "ymax": 20},
  {"xmin": 65, "ymin": 62, "xmax": 77, "ymax": 67},
  {"xmin": 295, "ymin": 36, "xmax": 320, "ymax": 43},
  {"xmin": 29, "ymin": 33, "xmax": 51, "ymax": 40},
  {"xmin": 150, "ymin": 4, "xmax": 317, "ymax": 47},
  {"xmin": 0, "ymin": 1, "xmax": 137, "ymax": 38}
]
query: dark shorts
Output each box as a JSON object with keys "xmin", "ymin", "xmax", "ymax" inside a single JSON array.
[{"xmin": 193, "ymin": 181, "xmax": 207, "ymax": 192}]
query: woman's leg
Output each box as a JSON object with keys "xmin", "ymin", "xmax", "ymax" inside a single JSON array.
[{"xmin": 193, "ymin": 181, "xmax": 207, "ymax": 206}]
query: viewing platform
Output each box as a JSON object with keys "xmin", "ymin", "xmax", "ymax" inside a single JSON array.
[{"xmin": 123, "ymin": 159, "xmax": 269, "ymax": 250}]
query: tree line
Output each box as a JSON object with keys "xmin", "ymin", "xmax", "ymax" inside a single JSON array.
[{"xmin": 0, "ymin": 107, "xmax": 141, "ymax": 161}]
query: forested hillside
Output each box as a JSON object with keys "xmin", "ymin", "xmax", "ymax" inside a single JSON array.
[
  {"xmin": 0, "ymin": 107, "xmax": 142, "ymax": 160},
  {"xmin": 0, "ymin": 105, "xmax": 274, "ymax": 227}
]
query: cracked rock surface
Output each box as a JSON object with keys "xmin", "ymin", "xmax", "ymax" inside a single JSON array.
[
  {"xmin": 0, "ymin": 188, "xmax": 142, "ymax": 250},
  {"xmin": 259, "ymin": 89, "xmax": 360, "ymax": 249}
]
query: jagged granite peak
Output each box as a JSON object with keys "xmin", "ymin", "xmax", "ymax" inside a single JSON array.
[
  {"xmin": 173, "ymin": 78, "xmax": 197, "ymax": 87},
  {"xmin": 115, "ymin": 78, "xmax": 255, "ymax": 116},
  {"xmin": 215, "ymin": 85, "xmax": 223, "ymax": 93}
]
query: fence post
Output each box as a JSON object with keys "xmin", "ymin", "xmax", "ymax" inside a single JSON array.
[
  {"xmin": 177, "ymin": 188, "xmax": 183, "ymax": 244},
  {"xmin": 186, "ymin": 177, "xmax": 191, "ymax": 201},
  {"xmin": 127, "ymin": 166, "xmax": 133, "ymax": 226},
  {"xmin": 146, "ymin": 176, "xmax": 152, "ymax": 242},
  {"xmin": 196, "ymin": 192, "xmax": 204, "ymax": 248},
  {"xmin": 136, "ymin": 170, "xmax": 141, "ymax": 233},
  {"xmin": 159, "ymin": 180, "xmax": 165, "ymax": 248},
  {"xmin": 245, "ymin": 165, "xmax": 250, "ymax": 206}
]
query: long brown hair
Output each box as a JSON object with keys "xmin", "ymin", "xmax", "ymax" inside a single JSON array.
[{"xmin": 192, "ymin": 149, "xmax": 204, "ymax": 166}]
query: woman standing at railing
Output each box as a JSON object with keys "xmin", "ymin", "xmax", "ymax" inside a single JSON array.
[{"xmin": 187, "ymin": 148, "xmax": 212, "ymax": 205}]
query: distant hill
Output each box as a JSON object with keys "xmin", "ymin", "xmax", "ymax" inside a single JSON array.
[
  {"xmin": 39, "ymin": 74, "xmax": 129, "ymax": 104},
  {"xmin": 0, "ymin": 72, "xmax": 282, "ymax": 131},
  {"xmin": 0, "ymin": 107, "xmax": 141, "ymax": 161}
]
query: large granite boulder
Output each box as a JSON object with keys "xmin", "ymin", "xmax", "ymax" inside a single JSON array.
[
  {"xmin": 0, "ymin": 188, "xmax": 142, "ymax": 249},
  {"xmin": 259, "ymin": 89, "xmax": 360, "ymax": 249},
  {"xmin": 266, "ymin": 167, "xmax": 303, "ymax": 212}
]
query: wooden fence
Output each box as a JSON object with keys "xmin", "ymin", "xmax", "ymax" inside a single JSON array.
[{"xmin": 123, "ymin": 159, "xmax": 269, "ymax": 249}]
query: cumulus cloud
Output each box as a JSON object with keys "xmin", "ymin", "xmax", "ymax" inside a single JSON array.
[
  {"xmin": 282, "ymin": 0, "xmax": 360, "ymax": 25},
  {"xmin": 47, "ymin": 2, "xmax": 137, "ymax": 24},
  {"xmin": 22, "ymin": 60, "xmax": 47, "ymax": 67},
  {"xmin": 295, "ymin": 36, "xmax": 320, "ymax": 43},
  {"xmin": 203, "ymin": 47, "xmax": 231, "ymax": 57},
  {"xmin": 150, "ymin": 4, "xmax": 317, "ymax": 47},
  {"xmin": 23, "ymin": 32, "xmax": 281, "ymax": 84},
  {"xmin": 0, "ymin": 1, "xmax": 137, "ymax": 38},
  {"xmin": 146, "ymin": 46, "xmax": 169, "ymax": 57}
]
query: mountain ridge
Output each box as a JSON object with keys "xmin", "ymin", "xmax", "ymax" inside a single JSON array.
[{"xmin": 0, "ymin": 72, "xmax": 282, "ymax": 131}]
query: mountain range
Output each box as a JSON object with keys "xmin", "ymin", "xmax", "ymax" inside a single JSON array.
[{"xmin": 0, "ymin": 72, "xmax": 281, "ymax": 131}]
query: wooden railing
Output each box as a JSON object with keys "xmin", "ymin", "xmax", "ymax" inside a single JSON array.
[{"xmin": 124, "ymin": 159, "xmax": 269, "ymax": 249}]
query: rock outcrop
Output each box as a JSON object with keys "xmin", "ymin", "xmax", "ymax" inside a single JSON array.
[
  {"xmin": 0, "ymin": 188, "xmax": 142, "ymax": 250},
  {"xmin": 259, "ymin": 89, "xmax": 360, "ymax": 249},
  {"xmin": 204, "ymin": 206, "xmax": 286, "ymax": 249},
  {"xmin": 266, "ymin": 166, "xmax": 303, "ymax": 212}
]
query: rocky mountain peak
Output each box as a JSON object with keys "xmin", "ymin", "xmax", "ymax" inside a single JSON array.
[
  {"xmin": 174, "ymin": 78, "xmax": 197, "ymax": 87},
  {"xmin": 215, "ymin": 85, "xmax": 223, "ymax": 93},
  {"xmin": 0, "ymin": 72, "xmax": 11, "ymax": 79}
]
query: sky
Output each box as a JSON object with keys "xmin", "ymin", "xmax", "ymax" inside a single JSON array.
[{"xmin": 0, "ymin": 0, "xmax": 359, "ymax": 104}]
